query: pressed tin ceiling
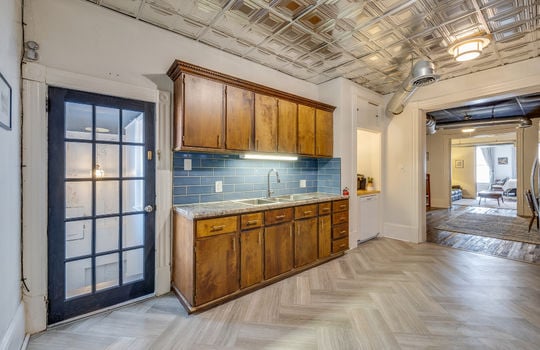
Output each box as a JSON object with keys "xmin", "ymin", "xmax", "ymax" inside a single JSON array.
[{"xmin": 87, "ymin": 0, "xmax": 539, "ymax": 95}]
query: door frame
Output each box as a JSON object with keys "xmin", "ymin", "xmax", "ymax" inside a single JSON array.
[{"xmin": 22, "ymin": 62, "xmax": 172, "ymax": 332}]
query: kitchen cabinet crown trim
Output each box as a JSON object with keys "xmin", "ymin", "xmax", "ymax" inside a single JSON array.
[{"xmin": 167, "ymin": 60, "xmax": 336, "ymax": 112}]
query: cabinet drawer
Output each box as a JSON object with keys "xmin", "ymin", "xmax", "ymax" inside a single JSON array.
[
  {"xmin": 294, "ymin": 204, "xmax": 318, "ymax": 219},
  {"xmin": 241, "ymin": 212, "xmax": 264, "ymax": 230},
  {"xmin": 196, "ymin": 216, "xmax": 238, "ymax": 238},
  {"xmin": 332, "ymin": 211, "xmax": 348, "ymax": 225},
  {"xmin": 332, "ymin": 237, "xmax": 349, "ymax": 253},
  {"xmin": 318, "ymin": 202, "xmax": 331, "ymax": 216},
  {"xmin": 265, "ymin": 207, "xmax": 293, "ymax": 225},
  {"xmin": 332, "ymin": 223, "xmax": 348, "ymax": 239},
  {"xmin": 333, "ymin": 199, "xmax": 349, "ymax": 213}
]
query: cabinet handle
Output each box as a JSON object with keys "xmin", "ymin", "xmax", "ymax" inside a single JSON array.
[
  {"xmin": 275, "ymin": 215, "xmax": 285, "ymax": 220},
  {"xmin": 303, "ymin": 210, "xmax": 312, "ymax": 215},
  {"xmin": 232, "ymin": 237, "xmax": 236, "ymax": 251},
  {"xmin": 258, "ymin": 231, "xmax": 262, "ymax": 245},
  {"xmin": 321, "ymin": 208, "xmax": 330, "ymax": 213},
  {"xmin": 339, "ymin": 243, "xmax": 346, "ymax": 248},
  {"xmin": 289, "ymin": 226, "xmax": 292, "ymax": 239},
  {"xmin": 246, "ymin": 220, "xmax": 258, "ymax": 226},
  {"xmin": 256, "ymin": 139, "xmax": 259, "ymax": 150},
  {"xmin": 339, "ymin": 204, "xmax": 346, "ymax": 209},
  {"xmin": 211, "ymin": 225, "xmax": 225, "ymax": 231},
  {"xmin": 217, "ymin": 135, "xmax": 220, "ymax": 147},
  {"xmin": 340, "ymin": 230, "xmax": 346, "ymax": 235}
]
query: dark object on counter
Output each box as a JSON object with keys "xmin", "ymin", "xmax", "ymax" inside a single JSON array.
[{"xmin": 357, "ymin": 174, "xmax": 366, "ymax": 190}]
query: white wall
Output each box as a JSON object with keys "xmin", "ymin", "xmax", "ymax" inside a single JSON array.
[
  {"xmin": 451, "ymin": 146, "xmax": 476, "ymax": 198},
  {"xmin": 0, "ymin": 1, "xmax": 24, "ymax": 349},
  {"xmin": 493, "ymin": 144, "xmax": 515, "ymax": 180}
]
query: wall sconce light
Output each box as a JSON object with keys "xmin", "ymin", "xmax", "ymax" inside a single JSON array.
[
  {"xmin": 94, "ymin": 164, "xmax": 105, "ymax": 178},
  {"xmin": 24, "ymin": 41, "xmax": 40, "ymax": 61},
  {"xmin": 448, "ymin": 35, "xmax": 491, "ymax": 62}
]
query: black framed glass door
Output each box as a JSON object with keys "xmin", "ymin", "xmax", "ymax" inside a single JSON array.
[{"xmin": 47, "ymin": 87, "xmax": 155, "ymax": 324}]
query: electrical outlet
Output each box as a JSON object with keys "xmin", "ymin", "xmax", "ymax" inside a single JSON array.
[
  {"xmin": 300, "ymin": 179, "xmax": 306, "ymax": 188},
  {"xmin": 215, "ymin": 181, "xmax": 223, "ymax": 193},
  {"xmin": 184, "ymin": 158, "xmax": 192, "ymax": 171}
]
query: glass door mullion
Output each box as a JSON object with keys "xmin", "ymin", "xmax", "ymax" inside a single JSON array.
[
  {"xmin": 91, "ymin": 104, "xmax": 97, "ymax": 295},
  {"xmin": 118, "ymin": 109, "xmax": 124, "ymax": 287}
]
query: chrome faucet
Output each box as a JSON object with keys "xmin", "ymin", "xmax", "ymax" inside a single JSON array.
[{"xmin": 267, "ymin": 168, "xmax": 280, "ymax": 198}]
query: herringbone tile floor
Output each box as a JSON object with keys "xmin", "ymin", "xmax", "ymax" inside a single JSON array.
[{"xmin": 29, "ymin": 238, "xmax": 540, "ymax": 350}]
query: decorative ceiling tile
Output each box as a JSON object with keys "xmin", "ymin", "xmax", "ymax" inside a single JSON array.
[
  {"xmin": 101, "ymin": 0, "xmax": 143, "ymax": 16},
  {"xmin": 87, "ymin": 0, "xmax": 539, "ymax": 96}
]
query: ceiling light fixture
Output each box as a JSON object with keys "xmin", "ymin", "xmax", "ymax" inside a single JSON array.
[
  {"xmin": 448, "ymin": 35, "xmax": 491, "ymax": 62},
  {"xmin": 240, "ymin": 154, "xmax": 298, "ymax": 161}
]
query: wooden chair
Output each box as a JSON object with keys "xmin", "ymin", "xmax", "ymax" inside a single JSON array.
[{"xmin": 524, "ymin": 190, "xmax": 539, "ymax": 232}]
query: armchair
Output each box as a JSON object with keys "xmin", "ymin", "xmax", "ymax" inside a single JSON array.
[
  {"xmin": 490, "ymin": 177, "xmax": 509, "ymax": 191},
  {"xmin": 502, "ymin": 178, "xmax": 517, "ymax": 197}
]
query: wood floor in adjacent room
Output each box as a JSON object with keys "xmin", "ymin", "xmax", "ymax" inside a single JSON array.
[
  {"xmin": 28, "ymin": 238, "xmax": 540, "ymax": 350},
  {"xmin": 427, "ymin": 205, "xmax": 540, "ymax": 264}
]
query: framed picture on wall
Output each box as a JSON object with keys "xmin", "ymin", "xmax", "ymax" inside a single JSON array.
[
  {"xmin": 455, "ymin": 159, "xmax": 464, "ymax": 168},
  {"xmin": 498, "ymin": 157, "xmax": 508, "ymax": 165},
  {"xmin": 0, "ymin": 72, "xmax": 12, "ymax": 130}
]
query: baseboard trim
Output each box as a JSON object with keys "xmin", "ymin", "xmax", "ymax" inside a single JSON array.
[
  {"xmin": 383, "ymin": 223, "xmax": 419, "ymax": 243},
  {"xmin": 0, "ymin": 302, "xmax": 26, "ymax": 350}
]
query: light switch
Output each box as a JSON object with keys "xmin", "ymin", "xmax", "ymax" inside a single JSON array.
[
  {"xmin": 184, "ymin": 159, "xmax": 192, "ymax": 171},
  {"xmin": 215, "ymin": 181, "xmax": 223, "ymax": 193},
  {"xmin": 300, "ymin": 179, "xmax": 306, "ymax": 188}
]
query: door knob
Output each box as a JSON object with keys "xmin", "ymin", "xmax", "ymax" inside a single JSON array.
[{"xmin": 144, "ymin": 205, "xmax": 154, "ymax": 213}]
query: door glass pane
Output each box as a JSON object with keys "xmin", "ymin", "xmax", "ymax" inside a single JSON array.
[
  {"xmin": 66, "ymin": 181, "xmax": 92, "ymax": 218},
  {"xmin": 123, "ymin": 214, "xmax": 144, "ymax": 248},
  {"xmin": 123, "ymin": 145, "xmax": 144, "ymax": 177},
  {"xmin": 123, "ymin": 180, "xmax": 144, "ymax": 213},
  {"xmin": 123, "ymin": 249, "xmax": 144, "ymax": 284},
  {"xmin": 66, "ymin": 142, "xmax": 92, "ymax": 178},
  {"xmin": 96, "ymin": 253, "xmax": 119, "ymax": 291},
  {"xmin": 65, "ymin": 220, "xmax": 92, "ymax": 259},
  {"xmin": 96, "ymin": 106, "xmax": 120, "ymax": 141},
  {"xmin": 65, "ymin": 102, "xmax": 92, "ymax": 140},
  {"xmin": 96, "ymin": 181, "xmax": 119, "ymax": 215},
  {"xmin": 123, "ymin": 110, "xmax": 144, "ymax": 143},
  {"xmin": 96, "ymin": 217, "xmax": 119, "ymax": 253},
  {"xmin": 65, "ymin": 258, "xmax": 92, "ymax": 299},
  {"xmin": 96, "ymin": 144, "xmax": 119, "ymax": 178}
]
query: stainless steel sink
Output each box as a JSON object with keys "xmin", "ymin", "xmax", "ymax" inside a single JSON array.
[
  {"xmin": 275, "ymin": 194, "xmax": 316, "ymax": 201},
  {"xmin": 235, "ymin": 198, "xmax": 276, "ymax": 206}
]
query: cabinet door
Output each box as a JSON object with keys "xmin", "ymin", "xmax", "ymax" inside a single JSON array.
[
  {"xmin": 278, "ymin": 99, "xmax": 297, "ymax": 153},
  {"xmin": 195, "ymin": 232, "xmax": 238, "ymax": 305},
  {"xmin": 226, "ymin": 86, "xmax": 253, "ymax": 151},
  {"xmin": 318, "ymin": 215, "xmax": 331, "ymax": 259},
  {"xmin": 255, "ymin": 94, "xmax": 278, "ymax": 152},
  {"xmin": 264, "ymin": 223, "xmax": 293, "ymax": 279},
  {"xmin": 240, "ymin": 229, "xmax": 263, "ymax": 289},
  {"xmin": 294, "ymin": 217, "xmax": 318, "ymax": 268},
  {"xmin": 316, "ymin": 109, "xmax": 333, "ymax": 157},
  {"xmin": 182, "ymin": 74, "xmax": 224, "ymax": 149},
  {"xmin": 297, "ymin": 104, "xmax": 315, "ymax": 156}
]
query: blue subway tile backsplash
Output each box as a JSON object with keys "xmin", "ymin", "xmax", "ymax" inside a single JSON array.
[{"xmin": 173, "ymin": 152, "xmax": 341, "ymax": 205}]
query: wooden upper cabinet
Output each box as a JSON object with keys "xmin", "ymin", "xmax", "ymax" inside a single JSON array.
[
  {"xmin": 181, "ymin": 74, "xmax": 224, "ymax": 149},
  {"xmin": 226, "ymin": 86, "xmax": 254, "ymax": 151},
  {"xmin": 277, "ymin": 99, "xmax": 297, "ymax": 154},
  {"xmin": 316, "ymin": 109, "xmax": 333, "ymax": 157},
  {"xmin": 255, "ymin": 94, "xmax": 278, "ymax": 152},
  {"xmin": 297, "ymin": 104, "xmax": 315, "ymax": 156},
  {"xmin": 167, "ymin": 60, "xmax": 335, "ymax": 156}
]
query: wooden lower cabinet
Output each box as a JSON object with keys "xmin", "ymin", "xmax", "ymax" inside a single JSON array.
[
  {"xmin": 294, "ymin": 217, "xmax": 318, "ymax": 267},
  {"xmin": 264, "ymin": 222, "xmax": 293, "ymax": 279},
  {"xmin": 172, "ymin": 198, "xmax": 349, "ymax": 313},
  {"xmin": 240, "ymin": 228, "xmax": 263, "ymax": 289},
  {"xmin": 194, "ymin": 232, "xmax": 239, "ymax": 305},
  {"xmin": 318, "ymin": 214, "xmax": 331, "ymax": 259}
]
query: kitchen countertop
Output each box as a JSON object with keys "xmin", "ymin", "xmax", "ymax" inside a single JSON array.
[
  {"xmin": 174, "ymin": 192, "xmax": 346, "ymax": 219},
  {"xmin": 357, "ymin": 190, "xmax": 381, "ymax": 196}
]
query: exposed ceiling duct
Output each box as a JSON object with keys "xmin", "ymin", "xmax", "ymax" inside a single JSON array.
[
  {"xmin": 426, "ymin": 115, "xmax": 437, "ymax": 134},
  {"xmin": 436, "ymin": 116, "xmax": 533, "ymax": 130},
  {"xmin": 385, "ymin": 60, "xmax": 439, "ymax": 118}
]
